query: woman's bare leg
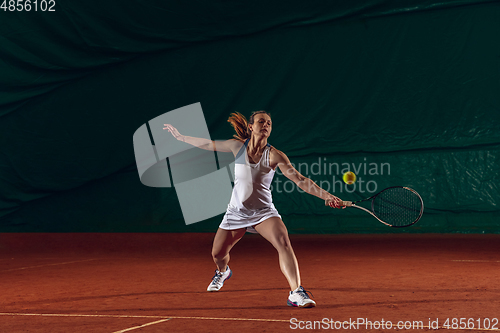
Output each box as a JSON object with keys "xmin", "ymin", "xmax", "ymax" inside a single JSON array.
[
  {"xmin": 254, "ymin": 217, "xmax": 300, "ymax": 290},
  {"xmin": 211, "ymin": 227, "xmax": 246, "ymax": 272}
]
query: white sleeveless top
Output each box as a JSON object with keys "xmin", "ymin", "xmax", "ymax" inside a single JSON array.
[{"xmin": 219, "ymin": 139, "xmax": 281, "ymax": 232}]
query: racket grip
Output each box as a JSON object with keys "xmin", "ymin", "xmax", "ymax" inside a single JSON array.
[{"xmin": 341, "ymin": 201, "xmax": 353, "ymax": 207}]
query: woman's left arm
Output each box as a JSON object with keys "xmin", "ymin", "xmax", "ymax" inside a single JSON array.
[{"xmin": 273, "ymin": 149, "xmax": 343, "ymax": 208}]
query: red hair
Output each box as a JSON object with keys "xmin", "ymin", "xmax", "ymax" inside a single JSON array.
[{"xmin": 227, "ymin": 111, "xmax": 271, "ymax": 142}]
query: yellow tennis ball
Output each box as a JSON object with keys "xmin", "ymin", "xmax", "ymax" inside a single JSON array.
[{"xmin": 343, "ymin": 171, "xmax": 356, "ymax": 185}]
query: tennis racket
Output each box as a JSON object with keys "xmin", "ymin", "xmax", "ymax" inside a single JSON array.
[{"xmin": 332, "ymin": 186, "xmax": 424, "ymax": 227}]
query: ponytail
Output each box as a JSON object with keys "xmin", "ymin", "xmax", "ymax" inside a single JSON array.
[{"xmin": 227, "ymin": 112, "xmax": 250, "ymax": 142}]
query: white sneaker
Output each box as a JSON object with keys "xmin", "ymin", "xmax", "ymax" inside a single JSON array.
[
  {"xmin": 207, "ymin": 266, "xmax": 232, "ymax": 292},
  {"xmin": 287, "ymin": 286, "xmax": 316, "ymax": 307}
]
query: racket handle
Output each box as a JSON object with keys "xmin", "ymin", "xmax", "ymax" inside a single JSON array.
[{"xmin": 341, "ymin": 201, "xmax": 353, "ymax": 207}]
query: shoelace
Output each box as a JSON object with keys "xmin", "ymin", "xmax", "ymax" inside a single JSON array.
[
  {"xmin": 296, "ymin": 287, "xmax": 314, "ymax": 300},
  {"xmin": 211, "ymin": 271, "xmax": 223, "ymax": 284}
]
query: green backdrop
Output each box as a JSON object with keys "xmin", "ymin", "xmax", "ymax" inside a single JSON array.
[{"xmin": 1, "ymin": 0, "xmax": 499, "ymax": 233}]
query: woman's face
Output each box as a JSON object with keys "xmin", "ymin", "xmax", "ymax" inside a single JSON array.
[{"xmin": 250, "ymin": 114, "xmax": 272, "ymax": 138}]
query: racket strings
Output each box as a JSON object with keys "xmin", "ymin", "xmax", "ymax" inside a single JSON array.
[{"xmin": 372, "ymin": 187, "xmax": 423, "ymax": 227}]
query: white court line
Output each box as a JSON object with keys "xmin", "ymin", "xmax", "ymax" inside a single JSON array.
[
  {"xmin": 112, "ymin": 319, "xmax": 171, "ymax": 333},
  {"xmin": 0, "ymin": 312, "xmax": 288, "ymax": 322},
  {"xmin": 0, "ymin": 313, "xmax": 166, "ymax": 319},
  {"xmin": 1, "ymin": 259, "xmax": 98, "ymax": 272},
  {"xmin": 1, "ymin": 313, "xmax": 499, "ymax": 331},
  {"xmin": 452, "ymin": 260, "xmax": 500, "ymax": 263}
]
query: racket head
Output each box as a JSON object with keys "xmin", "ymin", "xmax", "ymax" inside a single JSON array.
[{"xmin": 370, "ymin": 186, "xmax": 424, "ymax": 227}]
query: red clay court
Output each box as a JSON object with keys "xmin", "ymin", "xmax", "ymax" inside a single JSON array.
[{"xmin": 1, "ymin": 233, "xmax": 499, "ymax": 332}]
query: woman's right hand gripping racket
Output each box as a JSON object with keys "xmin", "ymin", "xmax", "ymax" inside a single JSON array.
[{"xmin": 329, "ymin": 186, "xmax": 424, "ymax": 228}]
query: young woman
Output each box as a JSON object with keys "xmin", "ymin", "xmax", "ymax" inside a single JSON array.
[{"xmin": 163, "ymin": 111, "xmax": 342, "ymax": 307}]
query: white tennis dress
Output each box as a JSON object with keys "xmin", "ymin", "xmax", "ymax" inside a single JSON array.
[{"xmin": 219, "ymin": 139, "xmax": 281, "ymax": 233}]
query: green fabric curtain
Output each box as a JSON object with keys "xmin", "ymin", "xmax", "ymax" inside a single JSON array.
[{"xmin": 1, "ymin": 0, "xmax": 499, "ymax": 232}]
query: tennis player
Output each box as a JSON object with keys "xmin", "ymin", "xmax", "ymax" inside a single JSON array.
[{"xmin": 163, "ymin": 111, "xmax": 342, "ymax": 307}]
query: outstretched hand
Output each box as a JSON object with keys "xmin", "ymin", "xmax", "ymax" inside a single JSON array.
[
  {"xmin": 163, "ymin": 124, "xmax": 184, "ymax": 141},
  {"xmin": 325, "ymin": 195, "xmax": 345, "ymax": 209}
]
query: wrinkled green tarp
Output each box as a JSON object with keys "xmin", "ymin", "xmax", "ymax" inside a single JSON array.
[{"xmin": 0, "ymin": 0, "xmax": 499, "ymax": 232}]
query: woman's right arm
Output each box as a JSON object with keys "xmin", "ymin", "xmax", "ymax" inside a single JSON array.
[{"xmin": 163, "ymin": 124, "xmax": 241, "ymax": 153}]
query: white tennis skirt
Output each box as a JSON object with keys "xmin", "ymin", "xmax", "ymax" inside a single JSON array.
[{"xmin": 219, "ymin": 205, "xmax": 282, "ymax": 234}]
